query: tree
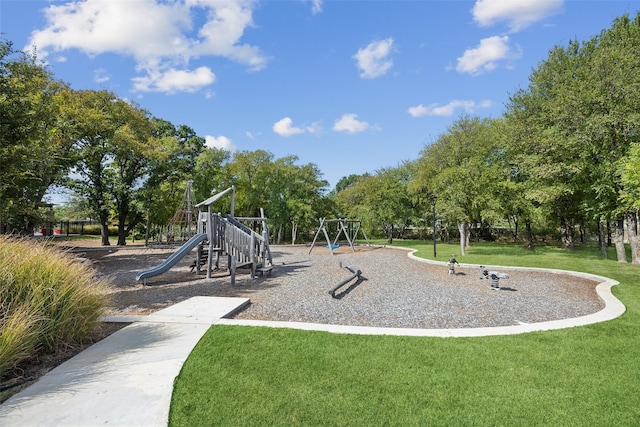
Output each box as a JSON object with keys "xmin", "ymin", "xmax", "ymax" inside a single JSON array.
[
  {"xmin": 618, "ymin": 142, "xmax": 640, "ymax": 263},
  {"xmin": 0, "ymin": 39, "xmax": 70, "ymax": 233},
  {"xmin": 266, "ymin": 156, "xmax": 329, "ymax": 244},
  {"xmin": 328, "ymin": 173, "xmax": 366, "ymax": 198},
  {"xmin": 413, "ymin": 116, "xmax": 502, "ymax": 255},
  {"xmin": 110, "ymin": 108, "xmax": 153, "ymax": 245},
  {"xmin": 140, "ymin": 119, "xmax": 208, "ymax": 228},
  {"xmin": 586, "ymin": 13, "xmax": 640, "ymax": 262},
  {"xmin": 59, "ymin": 90, "xmax": 152, "ymax": 245},
  {"xmin": 227, "ymin": 150, "xmax": 274, "ymax": 217},
  {"xmin": 336, "ymin": 164, "xmax": 415, "ymax": 244},
  {"xmin": 192, "ymin": 147, "xmax": 231, "ymax": 204},
  {"xmin": 504, "ymin": 40, "xmax": 591, "ymax": 250},
  {"xmin": 505, "ymin": 13, "xmax": 640, "ymax": 259}
]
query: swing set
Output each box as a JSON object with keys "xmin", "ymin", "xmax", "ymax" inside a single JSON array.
[{"xmin": 309, "ymin": 218, "xmax": 371, "ymax": 255}]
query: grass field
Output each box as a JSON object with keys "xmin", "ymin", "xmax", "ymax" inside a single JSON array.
[{"xmin": 171, "ymin": 241, "xmax": 640, "ymax": 425}]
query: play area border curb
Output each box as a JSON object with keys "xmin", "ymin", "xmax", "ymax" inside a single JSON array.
[{"xmin": 217, "ymin": 245, "xmax": 626, "ymax": 337}]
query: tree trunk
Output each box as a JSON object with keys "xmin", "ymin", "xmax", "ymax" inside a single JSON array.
[
  {"xmin": 116, "ymin": 194, "xmax": 129, "ymax": 245},
  {"xmin": 387, "ymin": 224, "xmax": 394, "ymax": 245},
  {"xmin": 525, "ymin": 219, "xmax": 534, "ymax": 251},
  {"xmin": 597, "ymin": 218, "xmax": 608, "ymax": 259},
  {"xmin": 560, "ymin": 217, "xmax": 574, "ymax": 250},
  {"xmin": 465, "ymin": 225, "xmax": 471, "ymax": 248},
  {"xmin": 614, "ymin": 218, "xmax": 627, "ymax": 262},
  {"xmin": 457, "ymin": 221, "xmax": 467, "ymax": 256},
  {"xmin": 276, "ymin": 223, "xmax": 282, "ymax": 245},
  {"xmin": 291, "ymin": 221, "xmax": 297, "ymax": 245},
  {"xmin": 117, "ymin": 216, "xmax": 127, "ymax": 246},
  {"xmin": 100, "ymin": 223, "xmax": 110, "ymax": 246},
  {"xmin": 144, "ymin": 212, "xmax": 150, "ymax": 247},
  {"xmin": 510, "ymin": 215, "xmax": 519, "ymax": 242},
  {"xmin": 626, "ymin": 212, "xmax": 640, "ymax": 264}
]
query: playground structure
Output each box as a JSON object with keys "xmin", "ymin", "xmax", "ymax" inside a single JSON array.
[
  {"xmin": 136, "ymin": 186, "xmax": 273, "ymax": 285},
  {"xmin": 309, "ymin": 218, "xmax": 371, "ymax": 255},
  {"xmin": 165, "ymin": 180, "xmax": 198, "ymax": 243}
]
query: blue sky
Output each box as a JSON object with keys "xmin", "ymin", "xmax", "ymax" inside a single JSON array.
[{"xmin": 2, "ymin": 0, "xmax": 639, "ymax": 195}]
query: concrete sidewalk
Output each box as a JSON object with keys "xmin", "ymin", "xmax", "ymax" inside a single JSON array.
[{"xmin": 0, "ymin": 297, "xmax": 249, "ymax": 427}]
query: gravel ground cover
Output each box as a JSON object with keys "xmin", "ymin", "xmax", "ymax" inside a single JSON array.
[{"xmin": 83, "ymin": 244, "xmax": 603, "ymax": 329}]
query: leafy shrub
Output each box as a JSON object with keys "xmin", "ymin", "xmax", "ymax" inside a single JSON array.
[
  {"xmin": 80, "ymin": 225, "xmax": 119, "ymax": 236},
  {"xmin": 0, "ymin": 236, "xmax": 108, "ymax": 376}
]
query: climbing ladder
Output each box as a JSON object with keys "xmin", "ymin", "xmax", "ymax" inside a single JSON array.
[{"xmin": 167, "ymin": 180, "xmax": 198, "ymax": 243}]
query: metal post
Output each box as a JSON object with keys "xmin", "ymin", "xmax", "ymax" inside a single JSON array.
[{"xmin": 429, "ymin": 195, "xmax": 437, "ymax": 258}]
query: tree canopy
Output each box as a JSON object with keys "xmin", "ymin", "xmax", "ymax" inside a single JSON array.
[
  {"xmin": 0, "ymin": 39, "xmax": 70, "ymax": 233},
  {"xmin": 4, "ymin": 12, "xmax": 640, "ymax": 258}
]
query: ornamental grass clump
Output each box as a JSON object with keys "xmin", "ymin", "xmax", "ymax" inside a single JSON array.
[{"xmin": 0, "ymin": 236, "xmax": 108, "ymax": 376}]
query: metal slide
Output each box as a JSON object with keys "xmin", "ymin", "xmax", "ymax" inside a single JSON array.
[{"xmin": 136, "ymin": 233, "xmax": 208, "ymax": 284}]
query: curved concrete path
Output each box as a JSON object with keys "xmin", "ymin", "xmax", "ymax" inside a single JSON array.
[
  {"xmin": 0, "ymin": 261, "xmax": 625, "ymax": 426},
  {"xmin": 0, "ymin": 297, "xmax": 249, "ymax": 427}
]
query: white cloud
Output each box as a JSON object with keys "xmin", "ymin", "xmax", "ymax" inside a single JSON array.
[
  {"xmin": 189, "ymin": 0, "xmax": 267, "ymax": 71},
  {"xmin": 272, "ymin": 117, "xmax": 322, "ymax": 137},
  {"xmin": 472, "ymin": 0, "xmax": 563, "ymax": 32},
  {"xmin": 205, "ymin": 135, "xmax": 236, "ymax": 152},
  {"xmin": 305, "ymin": 121, "xmax": 323, "ymax": 135},
  {"xmin": 456, "ymin": 35, "xmax": 519, "ymax": 75},
  {"xmin": 131, "ymin": 66, "xmax": 215, "ymax": 93},
  {"xmin": 27, "ymin": 0, "xmax": 267, "ymax": 94},
  {"xmin": 273, "ymin": 117, "xmax": 305, "ymax": 137},
  {"xmin": 408, "ymin": 100, "xmax": 492, "ymax": 117},
  {"xmin": 309, "ymin": 0, "xmax": 323, "ymax": 14},
  {"xmin": 333, "ymin": 113, "xmax": 369, "ymax": 134},
  {"xmin": 93, "ymin": 68, "xmax": 110, "ymax": 83},
  {"xmin": 353, "ymin": 38, "xmax": 394, "ymax": 79}
]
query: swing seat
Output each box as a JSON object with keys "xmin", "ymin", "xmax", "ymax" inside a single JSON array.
[{"xmin": 326, "ymin": 244, "xmax": 339, "ymax": 249}]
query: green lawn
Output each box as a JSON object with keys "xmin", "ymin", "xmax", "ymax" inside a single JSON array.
[{"xmin": 169, "ymin": 242, "xmax": 640, "ymax": 426}]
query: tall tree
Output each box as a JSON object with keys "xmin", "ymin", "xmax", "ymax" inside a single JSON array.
[
  {"xmin": 110, "ymin": 108, "xmax": 153, "ymax": 245},
  {"xmin": 506, "ymin": 39, "xmax": 594, "ymax": 250},
  {"xmin": 328, "ymin": 173, "xmax": 366, "ymax": 199},
  {"xmin": 140, "ymin": 119, "xmax": 207, "ymax": 228},
  {"xmin": 266, "ymin": 156, "xmax": 328, "ymax": 244},
  {"xmin": 0, "ymin": 39, "xmax": 70, "ymax": 233},
  {"xmin": 505, "ymin": 12, "xmax": 640, "ymax": 259},
  {"xmin": 59, "ymin": 90, "xmax": 152, "ymax": 245},
  {"xmin": 414, "ymin": 116, "xmax": 501, "ymax": 255},
  {"xmin": 227, "ymin": 150, "xmax": 274, "ymax": 217},
  {"xmin": 586, "ymin": 13, "xmax": 640, "ymax": 262},
  {"xmin": 192, "ymin": 147, "xmax": 231, "ymax": 204},
  {"xmin": 336, "ymin": 164, "xmax": 414, "ymax": 244}
]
